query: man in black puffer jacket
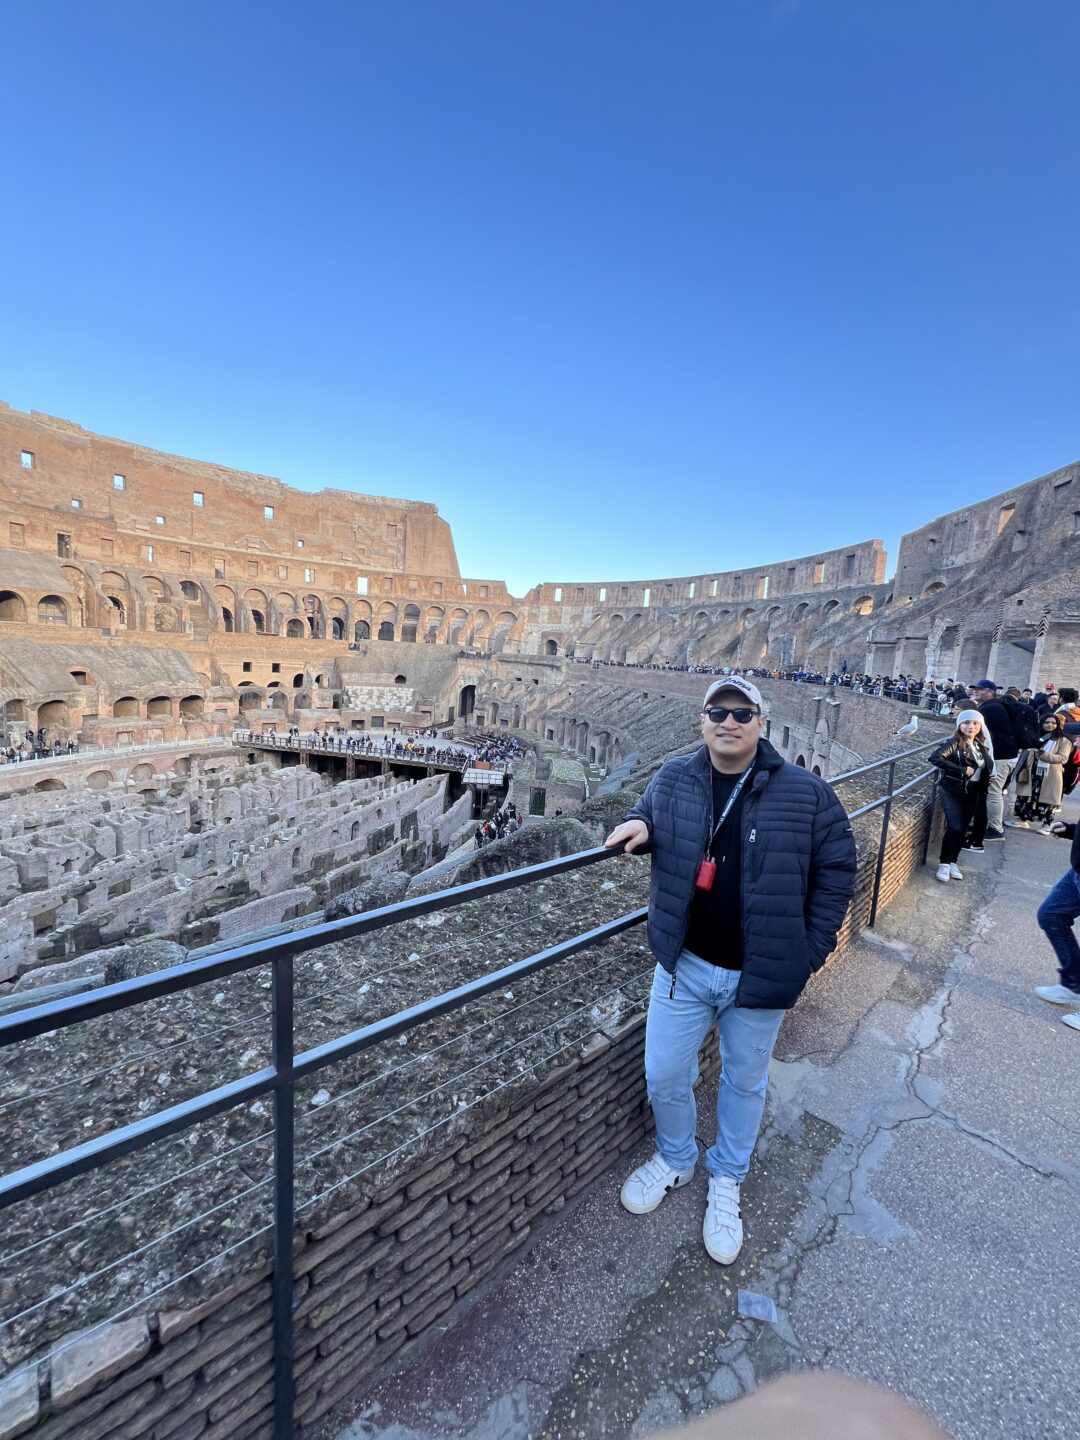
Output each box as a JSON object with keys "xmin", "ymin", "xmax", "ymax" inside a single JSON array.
[
  {"xmin": 1037, "ymin": 820, "xmax": 1080, "ymax": 1032},
  {"xmin": 604, "ymin": 677, "xmax": 856, "ymax": 1265}
]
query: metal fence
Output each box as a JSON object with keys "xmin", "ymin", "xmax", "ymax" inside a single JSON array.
[{"xmin": 0, "ymin": 740, "xmax": 939, "ymax": 1438}]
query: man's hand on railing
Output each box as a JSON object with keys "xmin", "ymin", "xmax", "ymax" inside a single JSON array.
[{"xmin": 604, "ymin": 819, "xmax": 649, "ymax": 853}]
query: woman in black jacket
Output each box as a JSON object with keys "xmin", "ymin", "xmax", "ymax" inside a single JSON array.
[{"xmin": 928, "ymin": 711, "xmax": 994, "ymax": 882}]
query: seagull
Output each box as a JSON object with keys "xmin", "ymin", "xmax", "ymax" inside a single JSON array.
[{"xmin": 894, "ymin": 715, "xmax": 919, "ymax": 737}]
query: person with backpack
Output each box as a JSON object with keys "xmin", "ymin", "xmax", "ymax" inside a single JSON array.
[
  {"xmin": 1009, "ymin": 713, "xmax": 1073, "ymax": 832},
  {"xmin": 1053, "ymin": 686, "xmax": 1080, "ymax": 725}
]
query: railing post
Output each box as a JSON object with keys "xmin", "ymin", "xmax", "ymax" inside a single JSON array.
[
  {"xmin": 868, "ymin": 759, "xmax": 896, "ymax": 928},
  {"xmin": 921, "ymin": 771, "xmax": 939, "ymax": 867},
  {"xmin": 271, "ymin": 955, "xmax": 296, "ymax": 1440}
]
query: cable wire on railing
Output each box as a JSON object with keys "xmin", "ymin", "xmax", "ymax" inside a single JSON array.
[
  {"xmin": 0, "ymin": 1125, "xmax": 276, "ymax": 1269},
  {"xmin": 0, "ymin": 1171, "xmax": 273, "ymax": 1333},
  {"xmin": 296, "ymin": 998, "xmax": 647, "ymax": 1217},
  {"xmin": 0, "ymin": 1223, "xmax": 273, "ymax": 1396},
  {"xmin": 298, "ymin": 964, "xmax": 652, "ymax": 1170},
  {"xmin": 301, "ymin": 942, "xmax": 647, "ymax": 1129}
]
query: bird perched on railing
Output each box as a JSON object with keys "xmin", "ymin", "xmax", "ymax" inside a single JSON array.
[{"xmin": 894, "ymin": 715, "xmax": 919, "ymax": 737}]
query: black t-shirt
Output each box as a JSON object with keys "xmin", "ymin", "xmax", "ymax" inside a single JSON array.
[{"xmin": 683, "ymin": 763, "xmax": 752, "ymax": 971}]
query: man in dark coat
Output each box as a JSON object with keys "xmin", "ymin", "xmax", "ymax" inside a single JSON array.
[
  {"xmin": 1039, "ymin": 819, "xmax": 1080, "ymax": 1032},
  {"xmin": 605, "ymin": 678, "xmax": 856, "ymax": 1264},
  {"xmin": 970, "ymin": 679, "xmax": 1019, "ymax": 838}
]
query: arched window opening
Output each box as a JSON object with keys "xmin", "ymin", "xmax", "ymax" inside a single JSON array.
[
  {"xmin": 0, "ymin": 590, "xmax": 27, "ymax": 623},
  {"xmin": 38, "ymin": 594, "xmax": 68, "ymax": 625}
]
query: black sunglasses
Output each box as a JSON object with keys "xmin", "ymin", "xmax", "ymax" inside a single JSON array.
[{"xmin": 703, "ymin": 705, "xmax": 760, "ymax": 725}]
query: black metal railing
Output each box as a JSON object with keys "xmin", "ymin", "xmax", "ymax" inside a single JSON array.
[
  {"xmin": 827, "ymin": 738, "xmax": 940, "ymax": 926},
  {"xmin": 0, "ymin": 740, "xmax": 940, "ymax": 1436}
]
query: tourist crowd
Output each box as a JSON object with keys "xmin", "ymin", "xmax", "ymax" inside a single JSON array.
[
  {"xmin": 1, "ymin": 730, "xmax": 79, "ymax": 765},
  {"xmin": 474, "ymin": 802, "xmax": 523, "ymax": 847}
]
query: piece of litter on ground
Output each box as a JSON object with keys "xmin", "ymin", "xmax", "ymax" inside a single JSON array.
[{"xmin": 737, "ymin": 1289, "xmax": 778, "ymax": 1323}]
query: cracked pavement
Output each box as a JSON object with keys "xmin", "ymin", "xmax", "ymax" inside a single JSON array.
[{"xmin": 330, "ymin": 799, "xmax": 1080, "ymax": 1440}]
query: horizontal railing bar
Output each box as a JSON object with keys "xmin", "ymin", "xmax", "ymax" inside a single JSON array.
[
  {"xmin": 829, "ymin": 739, "xmax": 939, "ymax": 785},
  {"xmin": 0, "ymin": 846, "xmax": 621, "ymax": 1047},
  {"xmin": 0, "ymin": 1068, "xmax": 277, "ymax": 1211},
  {"xmin": 846, "ymin": 768, "xmax": 936, "ymax": 819},
  {"xmin": 293, "ymin": 907, "xmax": 649, "ymax": 1081}
]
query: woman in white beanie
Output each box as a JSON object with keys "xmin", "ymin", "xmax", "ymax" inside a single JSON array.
[{"xmin": 928, "ymin": 711, "xmax": 994, "ymax": 881}]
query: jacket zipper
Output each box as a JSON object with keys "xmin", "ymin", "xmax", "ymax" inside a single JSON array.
[{"xmin": 670, "ymin": 767, "xmax": 714, "ymax": 999}]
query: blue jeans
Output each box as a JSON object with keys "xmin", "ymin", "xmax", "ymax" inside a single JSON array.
[
  {"xmin": 1036, "ymin": 869, "xmax": 1080, "ymax": 993},
  {"xmin": 643, "ymin": 949, "xmax": 786, "ymax": 1183}
]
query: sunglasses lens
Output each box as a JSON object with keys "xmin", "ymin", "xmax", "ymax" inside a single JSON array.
[{"xmin": 705, "ymin": 706, "xmax": 757, "ymax": 724}]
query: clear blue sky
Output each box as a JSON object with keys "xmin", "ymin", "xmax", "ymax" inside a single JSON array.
[{"xmin": 2, "ymin": 1, "xmax": 1077, "ymax": 597}]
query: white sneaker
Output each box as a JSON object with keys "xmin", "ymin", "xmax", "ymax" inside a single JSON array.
[
  {"xmin": 949, "ymin": 863, "xmax": 963, "ymax": 880},
  {"xmin": 703, "ymin": 1175, "xmax": 743, "ymax": 1264},
  {"xmin": 1038, "ymin": 825, "xmax": 1055, "ymax": 836},
  {"xmin": 935, "ymin": 864, "xmax": 950, "ymax": 883},
  {"xmin": 1063, "ymin": 1013, "xmax": 1080, "ymax": 1032},
  {"xmin": 620, "ymin": 1153, "xmax": 695, "ymax": 1215},
  {"xmin": 1005, "ymin": 819, "xmax": 1030, "ymax": 829},
  {"xmin": 1035, "ymin": 984, "xmax": 1080, "ymax": 1006}
]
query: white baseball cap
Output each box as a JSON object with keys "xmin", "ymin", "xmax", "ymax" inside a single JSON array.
[{"xmin": 703, "ymin": 676, "xmax": 764, "ymax": 711}]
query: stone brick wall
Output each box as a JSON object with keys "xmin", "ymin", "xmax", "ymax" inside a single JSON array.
[{"xmin": 2, "ymin": 775, "xmax": 939, "ymax": 1440}]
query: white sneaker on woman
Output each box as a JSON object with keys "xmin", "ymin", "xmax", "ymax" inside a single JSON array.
[
  {"xmin": 1035, "ymin": 984, "xmax": 1080, "ymax": 1006},
  {"xmin": 949, "ymin": 863, "xmax": 963, "ymax": 880},
  {"xmin": 935, "ymin": 864, "xmax": 950, "ymax": 883}
]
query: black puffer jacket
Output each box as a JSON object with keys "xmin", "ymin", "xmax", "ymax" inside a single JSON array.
[
  {"xmin": 977, "ymin": 698, "xmax": 1019, "ymax": 760},
  {"xmin": 927, "ymin": 737, "xmax": 993, "ymax": 796},
  {"xmin": 623, "ymin": 740, "xmax": 857, "ymax": 1009}
]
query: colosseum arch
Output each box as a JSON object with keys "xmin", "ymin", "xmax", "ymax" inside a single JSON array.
[
  {"xmin": 765, "ymin": 605, "xmax": 783, "ymax": 623},
  {"xmin": 446, "ymin": 607, "xmax": 468, "ymax": 644},
  {"xmin": 112, "ymin": 697, "xmax": 140, "ymax": 717},
  {"xmin": 469, "ymin": 610, "xmax": 492, "ymax": 646},
  {"xmin": 214, "ymin": 585, "xmax": 237, "ymax": 632},
  {"xmin": 923, "ymin": 581, "xmax": 946, "ymax": 598},
  {"xmin": 377, "ymin": 601, "xmax": 398, "ymax": 642},
  {"xmin": 179, "ymin": 695, "xmax": 204, "ymax": 717},
  {"xmin": 37, "ymin": 699, "xmax": 69, "ymax": 728},
  {"xmin": 423, "ymin": 605, "xmax": 444, "ymax": 643},
  {"xmin": 851, "ymin": 596, "xmax": 874, "ymax": 616},
  {"xmin": 37, "ymin": 594, "xmax": 68, "ymax": 625},
  {"xmin": 100, "ymin": 572, "xmax": 129, "ymax": 625},
  {"xmin": 285, "ymin": 618, "xmax": 305, "ymax": 638},
  {"xmin": 821, "ymin": 599, "xmax": 840, "ymax": 620},
  {"xmin": 401, "ymin": 604, "xmax": 421, "ymax": 643},
  {"xmin": 142, "ymin": 576, "xmax": 167, "ymax": 599},
  {"xmin": 303, "ymin": 594, "xmax": 324, "ymax": 638},
  {"xmin": 545, "ymin": 639, "xmax": 559, "ymax": 656},
  {"xmin": 180, "ymin": 580, "xmax": 202, "ymax": 602},
  {"xmin": 245, "ymin": 589, "xmax": 270, "ymax": 634},
  {"xmin": 146, "ymin": 696, "xmax": 172, "ymax": 718},
  {"xmin": 791, "ymin": 602, "xmax": 810, "ymax": 623},
  {"xmin": 352, "ymin": 599, "xmax": 373, "ymax": 642},
  {"xmin": 739, "ymin": 607, "xmax": 755, "ymax": 624},
  {"xmin": 86, "ymin": 770, "xmax": 114, "ymax": 791},
  {"xmin": 491, "ymin": 610, "xmax": 518, "ymax": 651},
  {"xmin": 35, "ymin": 778, "xmax": 66, "ymax": 792}
]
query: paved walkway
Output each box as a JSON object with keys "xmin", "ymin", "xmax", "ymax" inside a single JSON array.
[{"xmin": 331, "ymin": 801, "xmax": 1080, "ymax": 1440}]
